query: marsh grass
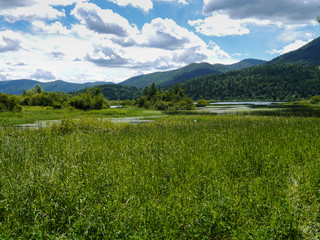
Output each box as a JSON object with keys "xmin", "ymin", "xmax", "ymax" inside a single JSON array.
[
  {"xmin": 0, "ymin": 115, "xmax": 320, "ymax": 239},
  {"xmin": 0, "ymin": 106, "xmax": 164, "ymax": 127}
]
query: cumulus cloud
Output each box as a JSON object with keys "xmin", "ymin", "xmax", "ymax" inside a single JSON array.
[
  {"xmin": 30, "ymin": 69, "xmax": 56, "ymax": 80},
  {"xmin": 0, "ymin": 30, "xmax": 23, "ymax": 52},
  {"xmin": 0, "ymin": 0, "xmax": 84, "ymax": 22},
  {"xmin": 0, "ymin": 0, "xmax": 82, "ymax": 9},
  {"xmin": 189, "ymin": 14, "xmax": 249, "ymax": 36},
  {"xmin": 31, "ymin": 21, "xmax": 70, "ymax": 35},
  {"xmin": 0, "ymin": 5, "xmax": 65, "ymax": 23},
  {"xmin": 107, "ymin": 0, "xmax": 153, "ymax": 12},
  {"xmin": 142, "ymin": 18, "xmax": 199, "ymax": 50},
  {"xmin": 188, "ymin": 13, "xmax": 278, "ymax": 36},
  {"xmin": 267, "ymin": 39, "xmax": 312, "ymax": 55},
  {"xmin": 72, "ymin": 2, "xmax": 138, "ymax": 37},
  {"xmin": 85, "ymin": 46, "xmax": 129, "ymax": 67},
  {"xmin": 203, "ymin": 0, "xmax": 319, "ymax": 25}
]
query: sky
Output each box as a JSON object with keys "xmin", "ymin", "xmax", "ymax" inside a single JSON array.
[{"xmin": 0, "ymin": 0, "xmax": 319, "ymax": 83}]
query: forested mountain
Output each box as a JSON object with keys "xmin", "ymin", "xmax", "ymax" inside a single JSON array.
[
  {"xmin": 270, "ymin": 37, "xmax": 320, "ymax": 65},
  {"xmin": 120, "ymin": 59, "xmax": 265, "ymax": 88},
  {"xmin": 0, "ymin": 79, "xmax": 110, "ymax": 95},
  {"xmin": 181, "ymin": 64, "xmax": 320, "ymax": 101},
  {"xmin": 98, "ymin": 84, "xmax": 141, "ymax": 100}
]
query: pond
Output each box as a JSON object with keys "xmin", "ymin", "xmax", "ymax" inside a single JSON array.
[
  {"xmin": 210, "ymin": 101, "xmax": 283, "ymax": 106},
  {"xmin": 198, "ymin": 101, "xmax": 284, "ymax": 114}
]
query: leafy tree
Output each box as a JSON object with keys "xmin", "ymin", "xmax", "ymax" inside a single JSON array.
[
  {"xmin": 69, "ymin": 87, "xmax": 109, "ymax": 110},
  {"xmin": 310, "ymin": 95, "xmax": 320, "ymax": 104},
  {"xmin": 136, "ymin": 83, "xmax": 195, "ymax": 110},
  {"xmin": 0, "ymin": 93, "xmax": 22, "ymax": 112},
  {"xmin": 196, "ymin": 99, "xmax": 210, "ymax": 107}
]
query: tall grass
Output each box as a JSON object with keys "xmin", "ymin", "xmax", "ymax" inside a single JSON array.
[{"xmin": 0, "ymin": 116, "xmax": 319, "ymax": 239}]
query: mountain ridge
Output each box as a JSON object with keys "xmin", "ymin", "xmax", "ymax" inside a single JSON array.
[
  {"xmin": 0, "ymin": 79, "xmax": 111, "ymax": 95},
  {"xmin": 119, "ymin": 58, "xmax": 266, "ymax": 89}
]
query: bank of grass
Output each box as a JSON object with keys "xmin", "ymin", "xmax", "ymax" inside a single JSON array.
[
  {"xmin": 0, "ymin": 106, "xmax": 163, "ymax": 127},
  {"xmin": 0, "ymin": 115, "xmax": 320, "ymax": 239}
]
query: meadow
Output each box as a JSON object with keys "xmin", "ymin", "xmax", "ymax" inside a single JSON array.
[{"xmin": 0, "ymin": 106, "xmax": 320, "ymax": 239}]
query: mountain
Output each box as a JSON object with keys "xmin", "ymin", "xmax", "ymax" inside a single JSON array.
[
  {"xmin": 181, "ymin": 64, "xmax": 320, "ymax": 101},
  {"xmin": 120, "ymin": 59, "xmax": 266, "ymax": 89},
  {"xmin": 179, "ymin": 36, "xmax": 320, "ymax": 101},
  {"xmin": 270, "ymin": 37, "xmax": 320, "ymax": 65},
  {"xmin": 0, "ymin": 79, "xmax": 110, "ymax": 95}
]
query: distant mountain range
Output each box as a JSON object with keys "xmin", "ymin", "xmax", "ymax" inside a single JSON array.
[
  {"xmin": 119, "ymin": 59, "xmax": 266, "ymax": 89},
  {"xmin": 0, "ymin": 79, "xmax": 112, "ymax": 95}
]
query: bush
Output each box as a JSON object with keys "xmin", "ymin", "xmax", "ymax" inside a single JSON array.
[
  {"xmin": 196, "ymin": 99, "xmax": 210, "ymax": 107},
  {"xmin": 310, "ymin": 95, "xmax": 320, "ymax": 104},
  {"xmin": 52, "ymin": 102, "xmax": 63, "ymax": 109},
  {"xmin": 0, "ymin": 93, "xmax": 22, "ymax": 112},
  {"xmin": 135, "ymin": 83, "xmax": 195, "ymax": 110},
  {"xmin": 69, "ymin": 87, "xmax": 109, "ymax": 110}
]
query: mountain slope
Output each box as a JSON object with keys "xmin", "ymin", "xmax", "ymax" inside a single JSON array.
[
  {"xmin": 0, "ymin": 79, "xmax": 109, "ymax": 95},
  {"xmin": 181, "ymin": 64, "xmax": 320, "ymax": 101},
  {"xmin": 120, "ymin": 59, "xmax": 265, "ymax": 89},
  {"xmin": 98, "ymin": 84, "xmax": 141, "ymax": 100},
  {"xmin": 270, "ymin": 37, "xmax": 320, "ymax": 65}
]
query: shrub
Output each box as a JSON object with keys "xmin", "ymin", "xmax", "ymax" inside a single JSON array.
[
  {"xmin": 310, "ymin": 95, "xmax": 320, "ymax": 104},
  {"xmin": 196, "ymin": 99, "xmax": 210, "ymax": 107}
]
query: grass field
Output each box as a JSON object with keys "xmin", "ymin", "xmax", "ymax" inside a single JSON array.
[{"xmin": 0, "ymin": 107, "xmax": 320, "ymax": 239}]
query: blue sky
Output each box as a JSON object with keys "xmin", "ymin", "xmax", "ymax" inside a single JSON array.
[{"xmin": 0, "ymin": 0, "xmax": 319, "ymax": 83}]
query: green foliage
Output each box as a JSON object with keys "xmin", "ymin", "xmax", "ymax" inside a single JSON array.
[
  {"xmin": 310, "ymin": 95, "xmax": 320, "ymax": 104},
  {"xmin": 96, "ymin": 84, "xmax": 141, "ymax": 100},
  {"xmin": 0, "ymin": 93, "xmax": 22, "ymax": 112},
  {"xmin": 196, "ymin": 99, "xmax": 210, "ymax": 107},
  {"xmin": 70, "ymin": 86, "xmax": 109, "ymax": 110},
  {"xmin": 182, "ymin": 64, "xmax": 320, "ymax": 101},
  {"xmin": 0, "ymin": 115, "xmax": 320, "ymax": 238},
  {"xmin": 21, "ymin": 90, "xmax": 69, "ymax": 107},
  {"xmin": 136, "ymin": 83, "xmax": 195, "ymax": 110}
]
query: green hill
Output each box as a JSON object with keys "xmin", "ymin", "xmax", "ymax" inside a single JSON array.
[
  {"xmin": 120, "ymin": 59, "xmax": 265, "ymax": 89},
  {"xmin": 181, "ymin": 64, "xmax": 320, "ymax": 101},
  {"xmin": 270, "ymin": 37, "xmax": 320, "ymax": 65},
  {"xmin": 0, "ymin": 79, "xmax": 110, "ymax": 95}
]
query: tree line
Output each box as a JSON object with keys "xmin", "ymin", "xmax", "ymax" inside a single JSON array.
[
  {"xmin": 0, "ymin": 83, "xmax": 196, "ymax": 112},
  {"xmin": 0, "ymin": 85, "xmax": 109, "ymax": 112}
]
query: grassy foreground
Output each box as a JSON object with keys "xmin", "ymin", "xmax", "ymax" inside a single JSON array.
[{"xmin": 0, "ymin": 114, "xmax": 320, "ymax": 239}]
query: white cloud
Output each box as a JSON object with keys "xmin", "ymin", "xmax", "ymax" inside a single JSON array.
[
  {"xmin": 0, "ymin": 4, "xmax": 65, "ymax": 23},
  {"xmin": 267, "ymin": 39, "xmax": 312, "ymax": 55},
  {"xmin": 188, "ymin": 13, "xmax": 279, "ymax": 37},
  {"xmin": 156, "ymin": 0, "xmax": 188, "ymax": 5},
  {"xmin": 275, "ymin": 26, "xmax": 314, "ymax": 43},
  {"xmin": 107, "ymin": 0, "xmax": 153, "ymax": 12},
  {"xmin": 71, "ymin": 2, "xmax": 139, "ymax": 37},
  {"xmin": 0, "ymin": 30, "xmax": 25, "ymax": 52},
  {"xmin": 31, "ymin": 21, "xmax": 71, "ymax": 35},
  {"xmin": 31, "ymin": 69, "xmax": 56, "ymax": 80},
  {"xmin": 142, "ymin": 18, "xmax": 202, "ymax": 50},
  {"xmin": 189, "ymin": 14, "xmax": 249, "ymax": 37},
  {"xmin": 0, "ymin": 0, "xmax": 85, "ymax": 23}
]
